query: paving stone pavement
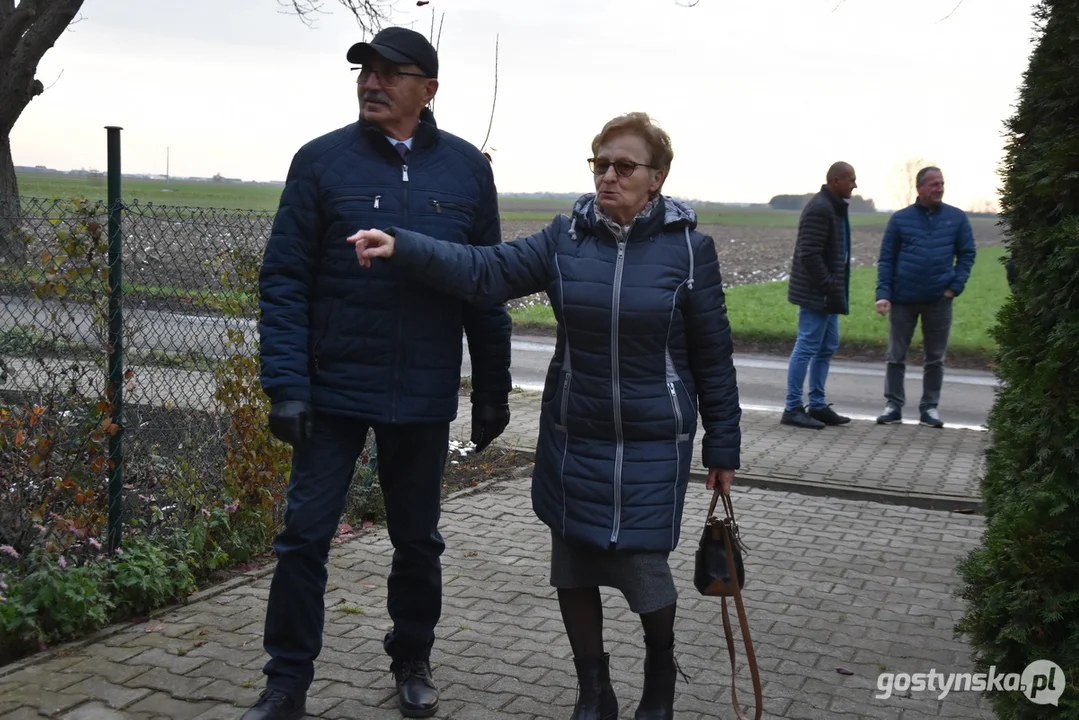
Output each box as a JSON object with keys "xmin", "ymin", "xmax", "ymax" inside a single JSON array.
[
  {"xmin": 0, "ymin": 472, "xmax": 994, "ymax": 719},
  {"xmin": 482, "ymin": 392, "xmax": 988, "ymax": 511}
]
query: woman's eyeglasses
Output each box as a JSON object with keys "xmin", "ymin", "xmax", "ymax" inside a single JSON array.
[
  {"xmin": 588, "ymin": 158, "xmax": 657, "ymax": 178},
  {"xmin": 352, "ymin": 65, "xmax": 429, "ymax": 88}
]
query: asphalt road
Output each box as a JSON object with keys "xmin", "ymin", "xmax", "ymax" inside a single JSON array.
[
  {"xmin": 2, "ymin": 297, "xmax": 996, "ymax": 428},
  {"xmin": 464, "ymin": 334, "xmax": 998, "ymax": 431}
]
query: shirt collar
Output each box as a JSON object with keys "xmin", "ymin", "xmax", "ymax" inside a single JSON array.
[{"xmin": 386, "ymin": 136, "xmax": 414, "ymax": 150}]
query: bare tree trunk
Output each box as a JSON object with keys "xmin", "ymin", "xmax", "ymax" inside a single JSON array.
[
  {"xmin": 0, "ymin": 0, "xmax": 87, "ymax": 263},
  {"xmin": 0, "ymin": 134, "xmax": 25, "ymax": 263}
]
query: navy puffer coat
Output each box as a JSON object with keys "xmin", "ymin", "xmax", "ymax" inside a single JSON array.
[
  {"xmin": 385, "ymin": 194, "xmax": 742, "ymax": 552},
  {"xmin": 876, "ymin": 202, "xmax": 976, "ymax": 305},
  {"xmin": 258, "ymin": 111, "xmax": 511, "ymax": 424}
]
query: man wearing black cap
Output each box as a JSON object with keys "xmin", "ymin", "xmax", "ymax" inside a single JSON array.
[{"xmin": 246, "ymin": 26, "xmax": 512, "ymax": 720}]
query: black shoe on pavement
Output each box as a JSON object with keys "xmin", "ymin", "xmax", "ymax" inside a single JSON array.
[
  {"xmin": 876, "ymin": 404, "xmax": 902, "ymax": 425},
  {"xmin": 920, "ymin": 408, "xmax": 945, "ymax": 428},
  {"xmin": 808, "ymin": 405, "xmax": 851, "ymax": 426},
  {"xmin": 393, "ymin": 658, "xmax": 439, "ymax": 718},
  {"xmin": 239, "ymin": 689, "xmax": 306, "ymax": 720},
  {"xmin": 780, "ymin": 406, "xmax": 826, "ymax": 430}
]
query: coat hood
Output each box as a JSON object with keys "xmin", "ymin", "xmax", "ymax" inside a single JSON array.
[{"xmin": 567, "ymin": 193, "xmax": 698, "ymax": 241}]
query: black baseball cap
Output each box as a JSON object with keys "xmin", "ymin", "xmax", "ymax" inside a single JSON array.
[{"xmin": 347, "ymin": 27, "xmax": 438, "ymax": 79}]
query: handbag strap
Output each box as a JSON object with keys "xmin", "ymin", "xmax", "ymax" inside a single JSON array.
[
  {"xmin": 706, "ymin": 485, "xmax": 739, "ymax": 525},
  {"xmin": 715, "ymin": 488, "xmax": 762, "ymax": 720}
]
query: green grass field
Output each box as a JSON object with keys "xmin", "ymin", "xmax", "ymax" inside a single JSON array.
[
  {"xmin": 17, "ymin": 172, "xmax": 285, "ymax": 212},
  {"xmin": 16, "ymin": 171, "xmax": 890, "ymax": 227},
  {"xmin": 508, "ymin": 246, "xmax": 1009, "ymax": 364}
]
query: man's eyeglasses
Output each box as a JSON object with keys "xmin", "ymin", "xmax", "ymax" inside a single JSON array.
[
  {"xmin": 588, "ymin": 158, "xmax": 657, "ymax": 178},
  {"xmin": 352, "ymin": 65, "xmax": 429, "ymax": 88}
]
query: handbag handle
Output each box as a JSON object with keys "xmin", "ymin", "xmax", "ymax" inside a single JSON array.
[
  {"xmin": 707, "ymin": 487, "xmax": 747, "ymax": 554},
  {"xmin": 709, "ymin": 487, "xmax": 763, "ymax": 720}
]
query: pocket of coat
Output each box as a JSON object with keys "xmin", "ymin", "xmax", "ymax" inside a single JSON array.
[
  {"xmin": 554, "ymin": 372, "xmax": 572, "ymax": 433},
  {"xmin": 311, "ymin": 299, "xmax": 341, "ymax": 373},
  {"xmin": 664, "ymin": 350, "xmax": 692, "ymax": 443}
]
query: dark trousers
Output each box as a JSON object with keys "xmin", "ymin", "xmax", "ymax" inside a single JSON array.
[
  {"xmin": 262, "ymin": 416, "xmax": 449, "ymax": 694},
  {"xmin": 885, "ymin": 297, "xmax": 953, "ymax": 412}
]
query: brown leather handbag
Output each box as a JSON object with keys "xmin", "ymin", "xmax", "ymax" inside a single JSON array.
[{"xmin": 693, "ymin": 488, "xmax": 763, "ymax": 720}]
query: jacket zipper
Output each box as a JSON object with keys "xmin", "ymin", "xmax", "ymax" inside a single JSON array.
[
  {"xmin": 610, "ymin": 240, "xmax": 627, "ymax": 545},
  {"xmin": 337, "ymin": 194, "xmax": 378, "ymax": 205},
  {"xmin": 391, "ymin": 158, "xmax": 411, "ymax": 421},
  {"xmin": 429, "ymin": 199, "xmax": 473, "ymax": 214},
  {"xmin": 667, "ymin": 382, "xmax": 683, "ymax": 437},
  {"xmin": 559, "ymin": 373, "xmax": 572, "ymax": 427},
  {"xmin": 667, "ymin": 375, "xmax": 683, "ymax": 550}
]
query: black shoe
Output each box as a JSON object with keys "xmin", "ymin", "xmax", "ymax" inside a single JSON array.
[
  {"xmin": 571, "ymin": 653, "xmax": 619, "ymax": 720},
  {"xmin": 920, "ymin": 408, "xmax": 945, "ymax": 428},
  {"xmin": 780, "ymin": 406, "xmax": 826, "ymax": 430},
  {"xmin": 634, "ymin": 641, "xmax": 684, "ymax": 720},
  {"xmin": 240, "ymin": 689, "xmax": 306, "ymax": 720},
  {"xmin": 876, "ymin": 404, "xmax": 902, "ymax": 424},
  {"xmin": 808, "ymin": 405, "xmax": 851, "ymax": 426},
  {"xmin": 393, "ymin": 658, "xmax": 439, "ymax": 718}
]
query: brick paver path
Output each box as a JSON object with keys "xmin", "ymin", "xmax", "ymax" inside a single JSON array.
[
  {"xmin": 0, "ymin": 472, "xmax": 992, "ymax": 719},
  {"xmin": 484, "ymin": 392, "xmax": 987, "ymax": 511}
]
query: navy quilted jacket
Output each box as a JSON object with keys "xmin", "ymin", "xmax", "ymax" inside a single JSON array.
[
  {"xmin": 258, "ymin": 111, "xmax": 511, "ymax": 423},
  {"xmin": 875, "ymin": 202, "xmax": 976, "ymax": 305},
  {"xmin": 385, "ymin": 194, "xmax": 742, "ymax": 552}
]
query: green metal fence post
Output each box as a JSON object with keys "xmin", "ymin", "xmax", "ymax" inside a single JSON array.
[{"xmin": 106, "ymin": 126, "xmax": 125, "ymax": 554}]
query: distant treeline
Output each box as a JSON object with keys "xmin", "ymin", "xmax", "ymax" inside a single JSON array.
[{"xmin": 768, "ymin": 193, "xmax": 877, "ymax": 213}]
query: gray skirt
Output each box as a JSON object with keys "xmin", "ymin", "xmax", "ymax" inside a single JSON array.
[{"xmin": 549, "ymin": 531, "xmax": 678, "ymax": 614}]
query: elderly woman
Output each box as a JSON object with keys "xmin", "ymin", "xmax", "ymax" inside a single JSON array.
[{"xmin": 349, "ymin": 112, "xmax": 741, "ymax": 720}]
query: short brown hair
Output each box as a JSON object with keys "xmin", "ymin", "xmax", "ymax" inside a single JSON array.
[{"xmin": 591, "ymin": 112, "xmax": 674, "ymax": 176}]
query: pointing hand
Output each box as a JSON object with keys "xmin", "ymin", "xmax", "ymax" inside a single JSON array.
[{"xmin": 347, "ymin": 229, "xmax": 396, "ymax": 267}]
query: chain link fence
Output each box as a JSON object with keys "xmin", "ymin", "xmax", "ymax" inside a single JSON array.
[{"xmin": 0, "ymin": 196, "xmax": 382, "ymax": 564}]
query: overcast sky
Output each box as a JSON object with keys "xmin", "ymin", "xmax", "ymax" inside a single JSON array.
[{"xmin": 13, "ymin": 0, "xmax": 1039, "ymax": 209}]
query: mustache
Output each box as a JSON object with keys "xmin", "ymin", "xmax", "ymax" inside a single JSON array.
[{"xmin": 361, "ymin": 91, "xmax": 392, "ymax": 105}]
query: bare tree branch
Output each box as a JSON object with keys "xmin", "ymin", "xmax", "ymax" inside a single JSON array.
[
  {"xmin": 41, "ymin": 67, "xmax": 63, "ymax": 92},
  {"xmin": 282, "ymin": 0, "xmax": 394, "ymax": 32},
  {"xmin": 479, "ymin": 34, "xmax": 499, "ymax": 155},
  {"xmin": 429, "ymin": 10, "xmax": 444, "ymax": 113},
  {"xmin": 938, "ymin": 0, "xmax": 965, "ymax": 22}
]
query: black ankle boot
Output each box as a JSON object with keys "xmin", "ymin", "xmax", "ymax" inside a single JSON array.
[
  {"xmin": 634, "ymin": 641, "xmax": 677, "ymax": 720},
  {"xmin": 570, "ymin": 653, "xmax": 618, "ymax": 720}
]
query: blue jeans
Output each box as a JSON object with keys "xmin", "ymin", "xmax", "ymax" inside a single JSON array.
[{"xmin": 785, "ymin": 308, "xmax": 840, "ymax": 412}]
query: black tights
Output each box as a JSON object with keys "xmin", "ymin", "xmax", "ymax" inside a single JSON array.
[{"xmin": 557, "ymin": 587, "xmax": 677, "ymax": 658}]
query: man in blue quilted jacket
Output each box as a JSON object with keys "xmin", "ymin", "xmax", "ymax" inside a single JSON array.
[
  {"xmin": 243, "ymin": 28, "xmax": 512, "ymax": 720},
  {"xmin": 874, "ymin": 166, "xmax": 976, "ymax": 428}
]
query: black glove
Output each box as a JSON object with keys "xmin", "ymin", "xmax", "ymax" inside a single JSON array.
[
  {"xmin": 268, "ymin": 400, "xmax": 314, "ymax": 446},
  {"xmin": 470, "ymin": 393, "xmax": 510, "ymax": 454}
]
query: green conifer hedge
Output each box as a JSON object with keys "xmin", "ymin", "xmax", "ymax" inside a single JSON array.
[{"xmin": 956, "ymin": 1, "xmax": 1079, "ymax": 717}]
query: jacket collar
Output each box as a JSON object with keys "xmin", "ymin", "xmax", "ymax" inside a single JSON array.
[
  {"xmin": 568, "ymin": 193, "xmax": 697, "ymax": 243},
  {"xmin": 820, "ymin": 185, "xmax": 850, "ymax": 215},
  {"xmin": 358, "ymin": 106, "xmax": 439, "ymax": 154}
]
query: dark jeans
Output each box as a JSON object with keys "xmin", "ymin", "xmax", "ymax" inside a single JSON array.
[
  {"xmin": 262, "ymin": 416, "xmax": 449, "ymax": 695},
  {"xmin": 785, "ymin": 307, "xmax": 840, "ymax": 412},
  {"xmin": 885, "ymin": 297, "xmax": 953, "ymax": 412}
]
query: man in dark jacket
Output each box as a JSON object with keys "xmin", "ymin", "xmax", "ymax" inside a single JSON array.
[
  {"xmin": 243, "ymin": 28, "xmax": 512, "ymax": 720},
  {"xmin": 874, "ymin": 166, "xmax": 976, "ymax": 428},
  {"xmin": 782, "ymin": 162, "xmax": 856, "ymax": 429}
]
